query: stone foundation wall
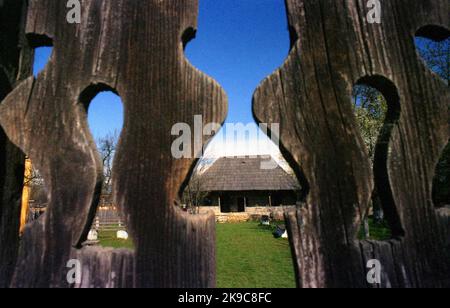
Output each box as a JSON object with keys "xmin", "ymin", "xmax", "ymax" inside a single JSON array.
[{"xmin": 199, "ymin": 206, "xmax": 295, "ymax": 223}]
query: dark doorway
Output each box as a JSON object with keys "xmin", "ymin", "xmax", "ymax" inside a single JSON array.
[
  {"xmin": 220, "ymin": 194, "xmax": 231, "ymax": 213},
  {"xmin": 237, "ymin": 197, "xmax": 246, "ymax": 212},
  {"xmin": 272, "ymin": 192, "xmax": 282, "ymax": 207},
  {"xmin": 220, "ymin": 195, "xmax": 247, "ymax": 213}
]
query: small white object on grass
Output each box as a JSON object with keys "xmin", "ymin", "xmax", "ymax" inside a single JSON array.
[
  {"xmin": 281, "ymin": 231, "xmax": 288, "ymax": 239},
  {"xmin": 117, "ymin": 230, "xmax": 129, "ymax": 240},
  {"xmin": 88, "ymin": 230, "xmax": 98, "ymax": 241}
]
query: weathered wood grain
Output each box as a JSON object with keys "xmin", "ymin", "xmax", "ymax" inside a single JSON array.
[
  {"xmin": 73, "ymin": 247, "xmax": 135, "ymax": 288},
  {"xmin": 254, "ymin": 0, "xmax": 449, "ymax": 288},
  {"xmin": 0, "ymin": 0, "xmax": 31, "ymax": 288},
  {"xmin": 1, "ymin": 0, "xmax": 226, "ymax": 288},
  {"xmin": 2, "ymin": 0, "xmax": 448, "ymax": 289}
]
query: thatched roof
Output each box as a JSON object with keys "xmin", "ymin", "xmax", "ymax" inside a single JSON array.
[{"xmin": 198, "ymin": 157, "xmax": 300, "ymax": 192}]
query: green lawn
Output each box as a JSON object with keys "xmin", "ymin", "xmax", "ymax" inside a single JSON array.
[
  {"xmin": 97, "ymin": 219, "xmax": 390, "ymax": 288},
  {"xmin": 216, "ymin": 223, "xmax": 296, "ymax": 288},
  {"xmin": 98, "ymin": 230, "xmax": 134, "ymax": 250},
  {"xmin": 98, "ymin": 222, "xmax": 296, "ymax": 288},
  {"xmin": 358, "ymin": 217, "xmax": 392, "ymax": 241}
]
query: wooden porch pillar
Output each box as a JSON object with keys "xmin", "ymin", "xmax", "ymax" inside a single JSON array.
[{"xmin": 20, "ymin": 158, "xmax": 32, "ymax": 234}]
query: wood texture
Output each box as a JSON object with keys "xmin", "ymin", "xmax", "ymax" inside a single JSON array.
[
  {"xmin": 0, "ymin": 0, "xmax": 31, "ymax": 288},
  {"xmin": 1, "ymin": 0, "xmax": 448, "ymax": 288},
  {"xmin": 253, "ymin": 0, "xmax": 450, "ymax": 288},
  {"xmin": 0, "ymin": 0, "xmax": 226, "ymax": 288}
]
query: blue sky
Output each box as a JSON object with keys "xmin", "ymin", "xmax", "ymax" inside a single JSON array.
[
  {"xmin": 32, "ymin": 1, "xmax": 448, "ymax": 150},
  {"xmin": 33, "ymin": 0, "xmax": 290, "ymax": 144},
  {"xmin": 185, "ymin": 0, "xmax": 290, "ymax": 124}
]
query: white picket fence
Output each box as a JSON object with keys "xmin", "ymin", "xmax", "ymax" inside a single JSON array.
[{"xmin": 94, "ymin": 206, "xmax": 127, "ymax": 231}]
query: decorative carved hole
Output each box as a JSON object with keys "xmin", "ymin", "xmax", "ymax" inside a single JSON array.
[
  {"xmin": 353, "ymin": 77, "xmax": 402, "ymax": 239},
  {"xmin": 182, "ymin": 27, "xmax": 197, "ymax": 51},
  {"xmin": 80, "ymin": 84, "xmax": 133, "ymax": 250},
  {"xmin": 28, "ymin": 34, "xmax": 53, "ymax": 77},
  {"xmin": 415, "ymin": 25, "xmax": 449, "ymax": 84},
  {"xmin": 184, "ymin": 0, "xmax": 290, "ymax": 124}
]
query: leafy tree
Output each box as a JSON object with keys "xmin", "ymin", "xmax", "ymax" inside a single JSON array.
[
  {"xmin": 352, "ymin": 85, "xmax": 388, "ymax": 162},
  {"xmin": 352, "ymin": 85, "xmax": 388, "ymax": 238}
]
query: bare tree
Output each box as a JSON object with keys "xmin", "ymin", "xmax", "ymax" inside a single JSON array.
[
  {"xmin": 97, "ymin": 131, "xmax": 119, "ymax": 195},
  {"xmin": 23, "ymin": 163, "xmax": 47, "ymax": 222},
  {"xmin": 182, "ymin": 174, "xmax": 208, "ymax": 215}
]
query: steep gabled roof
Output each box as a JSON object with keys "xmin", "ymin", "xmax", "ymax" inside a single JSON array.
[{"xmin": 198, "ymin": 157, "xmax": 300, "ymax": 192}]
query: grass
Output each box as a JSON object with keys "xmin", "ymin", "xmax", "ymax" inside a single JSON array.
[
  {"xmin": 358, "ymin": 217, "xmax": 392, "ymax": 241},
  {"xmin": 98, "ymin": 222, "xmax": 296, "ymax": 288},
  {"xmin": 98, "ymin": 230, "xmax": 134, "ymax": 250},
  {"xmin": 216, "ymin": 222, "xmax": 296, "ymax": 288},
  {"xmin": 97, "ymin": 219, "xmax": 391, "ymax": 288}
]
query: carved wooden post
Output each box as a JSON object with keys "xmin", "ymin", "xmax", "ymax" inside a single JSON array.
[
  {"xmin": 1, "ymin": 0, "xmax": 448, "ymax": 289},
  {"xmin": 0, "ymin": 0, "xmax": 226, "ymax": 288},
  {"xmin": 253, "ymin": 0, "xmax": 449, "ymax": 288},
  {"xmin": 0, "ymin": 0, "xmax": 32, "ymax": 288}
]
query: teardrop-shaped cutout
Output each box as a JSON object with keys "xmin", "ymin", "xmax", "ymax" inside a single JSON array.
[
  {"xmin": 28, "ymin": 34, "xmax": 54, "ymax": 77},
  {"xmin": 81, "ymin": 85, "xmax": 132, "ymax": 250},
  {"xmin": 352, "ymin": 79, "xmax": 400, "ymax": 240},
  {"xmin": 415, "ymin": 25, "xmax": 449, "ymax": 83}
]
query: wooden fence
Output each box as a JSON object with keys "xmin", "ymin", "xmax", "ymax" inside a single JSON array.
[
  {"xmin": 0, "ymin": 0, "xmax": 449, "ymax": 288},
  {"xmin": 94, "ymin": 207, "xmax": 126, "ymax": 232}
]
